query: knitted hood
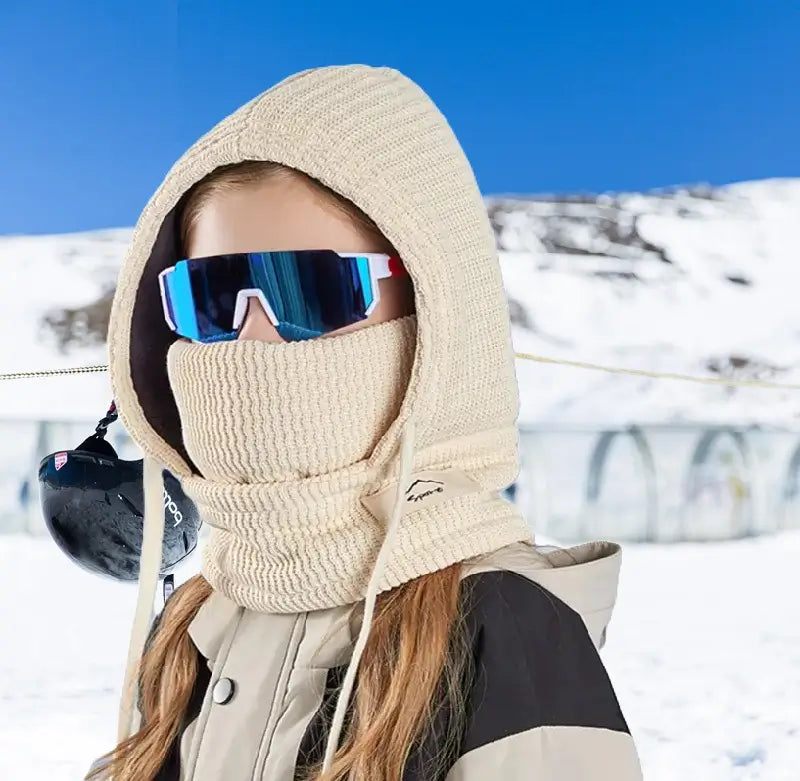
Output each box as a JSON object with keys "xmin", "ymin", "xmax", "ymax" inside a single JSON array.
[
  {"xmin": 106, "ymin": 65, "xmax": 532, "ymax": 749},
  {"xmin": 108, "ymin": 64, "xmax": 523, "ymax": 485}
]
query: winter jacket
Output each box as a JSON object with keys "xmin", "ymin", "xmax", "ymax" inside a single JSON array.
[{"xmin": 141, "ymin": 541, "xmax": 642, "ymax": 780}]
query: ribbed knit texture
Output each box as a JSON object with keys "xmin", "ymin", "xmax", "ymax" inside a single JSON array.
[
  {"xmin": 107, "ymin": 64, "xmax": 532, "ymax": 616},
  {"xmin": 167, "ymin": 315, "xmax": 528, "ymax": 612},
  {"xmin": 169, "ymin": 317, "xmax": 417, "ymax": 484}
]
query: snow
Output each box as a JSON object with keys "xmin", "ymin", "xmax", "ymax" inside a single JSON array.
[
  {"xmin": 1, "ymin": 531, "xmax": 798, "ymax": 780},
  {"xmin": 604, "ymin": 530, "xmax": 800, "ymax": 780},
  {"xmin": 491, "ymin": 178, "xmax": 800, "ymax": 426},
  {"xmin": 0, "ymin": 229, "xmax": 128, "ymax": 421}
]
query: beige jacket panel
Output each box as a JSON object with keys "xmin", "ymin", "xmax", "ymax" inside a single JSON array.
[
  {"xmin": 445, "ymin": 726, "xmax": 644, "ymax": 781},
  {"xmin": 185, "ymin": 593, "xmax": 354, "ymax": 781}
]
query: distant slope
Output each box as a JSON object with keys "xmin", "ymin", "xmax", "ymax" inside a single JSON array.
[
  {"xmin": 0, "ymin": 229, "xmax": 129, "ymax": 420},
  {"xmin": 2, "ymin": 179, "xmax": 800, "ymax": 424},
  {"xmin": 490, "ymin": 179, "xmax": 800, "ymax": 425}
]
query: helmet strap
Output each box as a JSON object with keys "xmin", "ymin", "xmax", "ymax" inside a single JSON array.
[{"xmin": 94, "ymin": 400, "xmax": 118, "ymax": 440}]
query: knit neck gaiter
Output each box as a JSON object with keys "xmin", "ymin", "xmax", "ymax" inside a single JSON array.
[
  {"xmin": 166, "ymin": 313, "xmax": 529, "ymax": 614},
  {"xmin": 168, "ymin": 315, "xmax": 415, "ymax": 612}
]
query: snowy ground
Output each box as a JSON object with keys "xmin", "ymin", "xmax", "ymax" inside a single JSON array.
[{"xmin": 1, "ymin": 531, "xmax": 798, "ymax": 780}]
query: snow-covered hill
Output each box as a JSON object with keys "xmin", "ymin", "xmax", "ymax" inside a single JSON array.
[
  {"xmin": 492, "ymin": 178, "xmax": 800, "ymax": 425},
  {"xmin": 0, "ymin": 229, "xmax": 129, "ymax": 420},
  {"xmin": 2, "ymin": 178, "xmax": 799, "ymax": 424}
]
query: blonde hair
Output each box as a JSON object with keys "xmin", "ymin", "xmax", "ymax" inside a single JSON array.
[{"xmin": 89, "ymin": 161, "xmax": 469, "ymax": 781}]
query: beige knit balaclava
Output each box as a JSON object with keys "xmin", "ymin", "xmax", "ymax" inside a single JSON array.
[
  {"xmin": 166, "ymin": 315, "xmax": 420, "ymax": 612},
  {"xmin": 106, "ymin": 64, "xmax": 532, "ymax": 748}
]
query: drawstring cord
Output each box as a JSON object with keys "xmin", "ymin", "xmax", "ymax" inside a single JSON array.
[
  {"xmin": 116, "ymin": 456, "xmax": 166, "ymax": 743},
  {"xmin": 321, "ymin": 415, "xmax": 417, "ymax": 773}
]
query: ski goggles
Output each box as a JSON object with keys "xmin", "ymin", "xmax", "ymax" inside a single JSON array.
[{"xmin": 158, "ymin": 249, "xmax": 408, "ymax": 343}]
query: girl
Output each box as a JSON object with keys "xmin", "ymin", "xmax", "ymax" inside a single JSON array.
[{"xmin": 96, "ymin": 65, "xmax": 642, "ymax": 780}]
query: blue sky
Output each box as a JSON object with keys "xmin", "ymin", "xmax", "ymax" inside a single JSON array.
[{"xmin": 2, "ymin": 0, "xmax": 799, "ymax": 234}]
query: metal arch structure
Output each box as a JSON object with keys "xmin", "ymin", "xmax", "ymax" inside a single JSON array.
[
  {"xmin": 583, "ymin": 426, "xmax": 659, "ymax": 542},
  {"xmin": 682, "ymin": 427, "xmax": 757, "ymax": 540}
]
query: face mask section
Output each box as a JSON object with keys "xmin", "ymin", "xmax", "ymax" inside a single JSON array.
[{"xmin": 166, "ymin": 315, "xmax": 417, "ymax": 484}]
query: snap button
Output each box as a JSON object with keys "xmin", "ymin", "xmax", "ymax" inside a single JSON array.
[{"xmin": 212, "ymin": 677, "xmax": 236, "ymax": 705}]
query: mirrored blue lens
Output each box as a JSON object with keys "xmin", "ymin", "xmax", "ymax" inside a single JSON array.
[{"xmin": 162, "ymin": 250, "xmax": 375, "ymax": 342}]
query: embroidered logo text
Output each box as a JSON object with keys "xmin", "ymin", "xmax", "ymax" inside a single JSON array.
[{"xmin": 405, "ymin": 479, "xmax": 445, "ymax": 503}]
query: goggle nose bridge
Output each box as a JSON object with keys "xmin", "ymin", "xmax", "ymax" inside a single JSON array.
[{"xmin": 231, "ymin": 288, "xmax": 281, "ymax": 331}]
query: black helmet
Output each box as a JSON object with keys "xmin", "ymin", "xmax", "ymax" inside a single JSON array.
[{"xmin": 38, "ymin": 401, "xmax": 201, "ymax": 582}]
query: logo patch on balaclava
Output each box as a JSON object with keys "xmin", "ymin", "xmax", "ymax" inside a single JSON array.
[{"xmin": 360, "ymin": 468, "xmax": 481, "ymax": 522}]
